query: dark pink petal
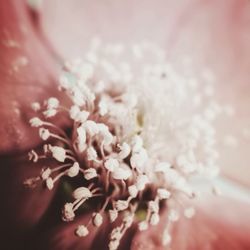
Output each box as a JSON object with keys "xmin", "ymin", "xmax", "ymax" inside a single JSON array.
[
  {"xmin": 0, "ymin": 154, "xmax": 58, "ymax": 248},
  {"xmin": 0, "ymin": 0, "xmax": 66, "ymax": 154}
]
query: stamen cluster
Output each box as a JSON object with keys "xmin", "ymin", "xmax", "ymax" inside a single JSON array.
[{"xmin": 25, "ymin": 41, "xmax": 223, "ymax": 250}]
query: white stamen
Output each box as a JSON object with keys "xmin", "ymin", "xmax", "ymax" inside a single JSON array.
[
  {"xmin": 50, "ymin": 146, "xmax": 66, "ymax": 162},
  {"xmin": 112, "ymin": 165, "xmax": 132, "ymax": 180},
  {"xmin": 73, "ymin": 187, "xmax": 92, "ymax": 200},
  {"xmin": 30, "ymin": 117, "xmax": 43, "ymax": 127},
  {"xmin": 75, "ymin": 225, "xmax": 89, "ymax": 237},
  {"xmin": 104, "ymin": 158, "xmax": 119, "ymax": 172},
  {"xmin": 128, "ymin": 185, "xmax": 138, "ymax": 198},
  {"xmin": 31, "ymin": 102, "xmax": 41, "ymax": 111},
  {"xmin": 87, "ymin": 146, "xmax": 98, "ymax": 161},
  {"xmin": 47, "ymin": 97, "xmax": 59, "ymax": 109},
  {"xmin": 136, "ymin": 174, "xmax": 149, "ymax": 191},
  {"xmin": 46, "ymin": 177, "xmax": 54, "ymax": 190},
  {"xmin": 138, "ymin": 221, "xmax": 148, "ymax": 231},
  {"xmin": 115, "ymin": 200, "xmax": 129, "ymax": 211},
  {"xmin": 157, "ymin": 188, "xmax": 171, "ymax": 200},
  {"xmin": 76, "ymin": 126, "xmax": 87, "ymax": 152},
  {"xmin": 93, "ymin": 213, "xmax": 103, "ymax": 227},
  {"xmin": 67, "ymin": 162, "xmax": 80, "ymax": 177},
  {"xmin": 41, "ymin": 168, "xmax": 51, "ymax": 180},
  {"xmin": 118, "ymin": 142, "xmax": 131, "ymax": 159},
  {"xmin": 84, "ymin": 168, "xmax": 97, "ymax": 180},
  {"xmin": 109, "ymin": 209, "xmax": 118, "ymax": 222},
  {"xmin": 149, "ymin": 212, "xmax": 160, "ymax": 226},
  {"xmin": 39, "ymin": 128, "xmax": 50, "ymax": 140},
  {"xmin": 62, "ymin": 203, "xmax": 75, "ymax": 221}
]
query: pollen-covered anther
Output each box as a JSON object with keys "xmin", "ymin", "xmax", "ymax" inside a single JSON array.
[
  {"xmin": 135, "ymin": 174, "xmax": 149, "ymax": 191},
  {"xmin": 148, "ymin": 200, "xmax": 159, "ymax": 213},
  {"xmin": 62, "ymin": 203, "xmax": 75, "ymax": 222},
  {"xmin": 93, "ymin": 213, "xmax": 103, "ymax": 227},
  {"xmin": 168, "ymin": 209, "xmax": 179, "ymax": 222},
  {"xmin": 28, "ymin": 150, "xmax": 39, "ymax": 162},
  {"xmin": 75, "ymin": 225, "xmax": 89, "ymax": 237},
  {"xmin": 67, "ymin": 162, "xmax": 80, "ymax": 177},
  {"xmin": 138, "ymin": 221, "xmax": 148, "ymax": 231},
  {"xmin": 39, "ymin": 128, "xmax": 50, "ymax": 140},
  {"xmin": 128, "ymin": 185, "xmax": 138, "ymax": 198},
  {"xmin": 162, "ymin": 230, "xmax": 172, "ymax": 246},
  {"xmin": 73, "ymin": 187, "xmax": 92, "ymax": 200},
  {"xmin": 157, "ymin": 188, "xmax": 171, "ymax": 200},
  {"xmin": 109, "ymin": 209, "xmax": 118, "ymax": 222},
  {"xmin": 104, "ymin": 158, "xmax": 119, "ymax": 172},
  {"xmin": 50, "ymin": 146, "xmax": 67, "ymax": 162},
  {"xmin": 84, "ymin": 168, "xmax": 97, "ymax": 180},
  {"xmin": 112, "ymin": 164, "xmax": 132, "ymax": 180},
  {"xmin": 43, "ymin": 109, "xmax": 57, "ymax": 118},
  {"xmin": 41, "ymin": 168, "xmax": 52, "ymax": 180},
  {"xmin": 86, "ymin": 146, "xmax": 98, "ymax": 161},
  {"xmin": 46, "ymin": 97, "xmax": 59, "ymax": 109},
  {"xmin": 115, "ymin": 200, "xmax": 129, "ymax": 211},
  {"xmin": 31, "ymin": 102, "xmax": 41, "ymax": 111},
  {"xmin": 118, "ymin": 142, "xmax": 131, "ymax": 159},
  {"xmin": 30, "ymin": 117, "xmax": 43, "ymax": 127},
  {"xmin": 149, "ymin": 212, "xmax": 160, "ymax": 226},
  {"xmin": 130, "ymin": 148, "xmax": 148, "ymax": 172},
  {"xmin": 46, "ymin": 177, "xmax": 54, "ymax": 190}
]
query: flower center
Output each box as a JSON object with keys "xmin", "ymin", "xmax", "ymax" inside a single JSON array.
[{"xmin": 25, "ymin": 40, "xmax": 225, "ymax": 250}]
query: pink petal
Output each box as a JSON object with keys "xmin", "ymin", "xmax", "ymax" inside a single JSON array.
[
  {"xmin": 0, "ymin": 0, "xmax": 67, "ymax": 154},
  {"xmin": 131, "ymin": 196, "xmax": 250, "ymax": 250}
]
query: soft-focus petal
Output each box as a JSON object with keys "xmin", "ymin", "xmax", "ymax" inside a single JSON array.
[{"xmin": 131, "ymin": 195, "xmax": 250, "ymax": 250}]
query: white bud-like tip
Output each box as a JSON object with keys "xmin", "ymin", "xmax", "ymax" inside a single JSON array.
[
  {"xmin": 128, "ymin": 185, "xmax": 138, "ymax": 198},
  {"xmin": 157, "ymin": 188, "xmax": 171, "ymax": 200},
  {"xmin": 104, "ymin": 158, "xmax": 119, "ymax": 172},
  {"xmin": 73, "ymin": 187, "xmax": 92, "ymax": 200},
  {"xmin": 46, "ymin": 177, "xmax": 54, "ymax": 190},
  {"xmin": 67, "ymin": 162, "xmax": 80, "ymax": 177},
  {"xmin": 149, "ymin": 212, "xmax": 160, "ymax": 226},
  {"xmin": 30, "ymin": 117, "xmax": 43, "ymax": 127},
  {"xmin": 50, "ymin": 146, "xmax": 66, "ymax": 162},
  {"xmin": 84, "ymin": 168, "xmax": 97, "ymax": 180},
  {"xmin": 41, "ymin": 168, "xmax": 51, "ymax": 180},
  {"xmin": 75, "ymin": 225, "xmax": 89, "ymax": 237},
  {"xmin": 109, "ymin": 209, "xmax": 118, "ymax": 222},
  {"xmin": 115, "ymin": 200, "xmax": 129, "ymax": 211},
  {"xmin": 138, "ymin": 221, "xmax": 148, "ymax": 231},
  {"xmin": 39, "ymin": 128, "xmax": 50, "ymax": 140},
  {"xmin": 62, "ymin": 203, "xmax": 75, "ymax": 222},
  {"xmin": 93, "ymin": 213, "xmax": 103, "ymax": 227}
]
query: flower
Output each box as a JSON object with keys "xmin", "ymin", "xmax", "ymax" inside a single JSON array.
[
  {"xmin": 25, "ymin": 41, "xmax": 232, "ymax": 250},
  {"xmin": 1, "ymin": 1, "xmax": 250, "ymax": 250}
]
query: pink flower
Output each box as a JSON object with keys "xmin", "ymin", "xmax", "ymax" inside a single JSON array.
[{"xmin": 0, "ymin": 1, "xmax": 250, "ymax": 250}]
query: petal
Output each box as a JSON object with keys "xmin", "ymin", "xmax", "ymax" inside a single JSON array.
[
  {"xmin": 131, "ymin": 195, "xmax": 250, "ymax": 250},
  {"xmin": 0, "ymin": 0, "xmax": 67, "ymax": 154},
  {"xmin": 0, "ymin": 153, "xmax": 58, "ymax": 248}
]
